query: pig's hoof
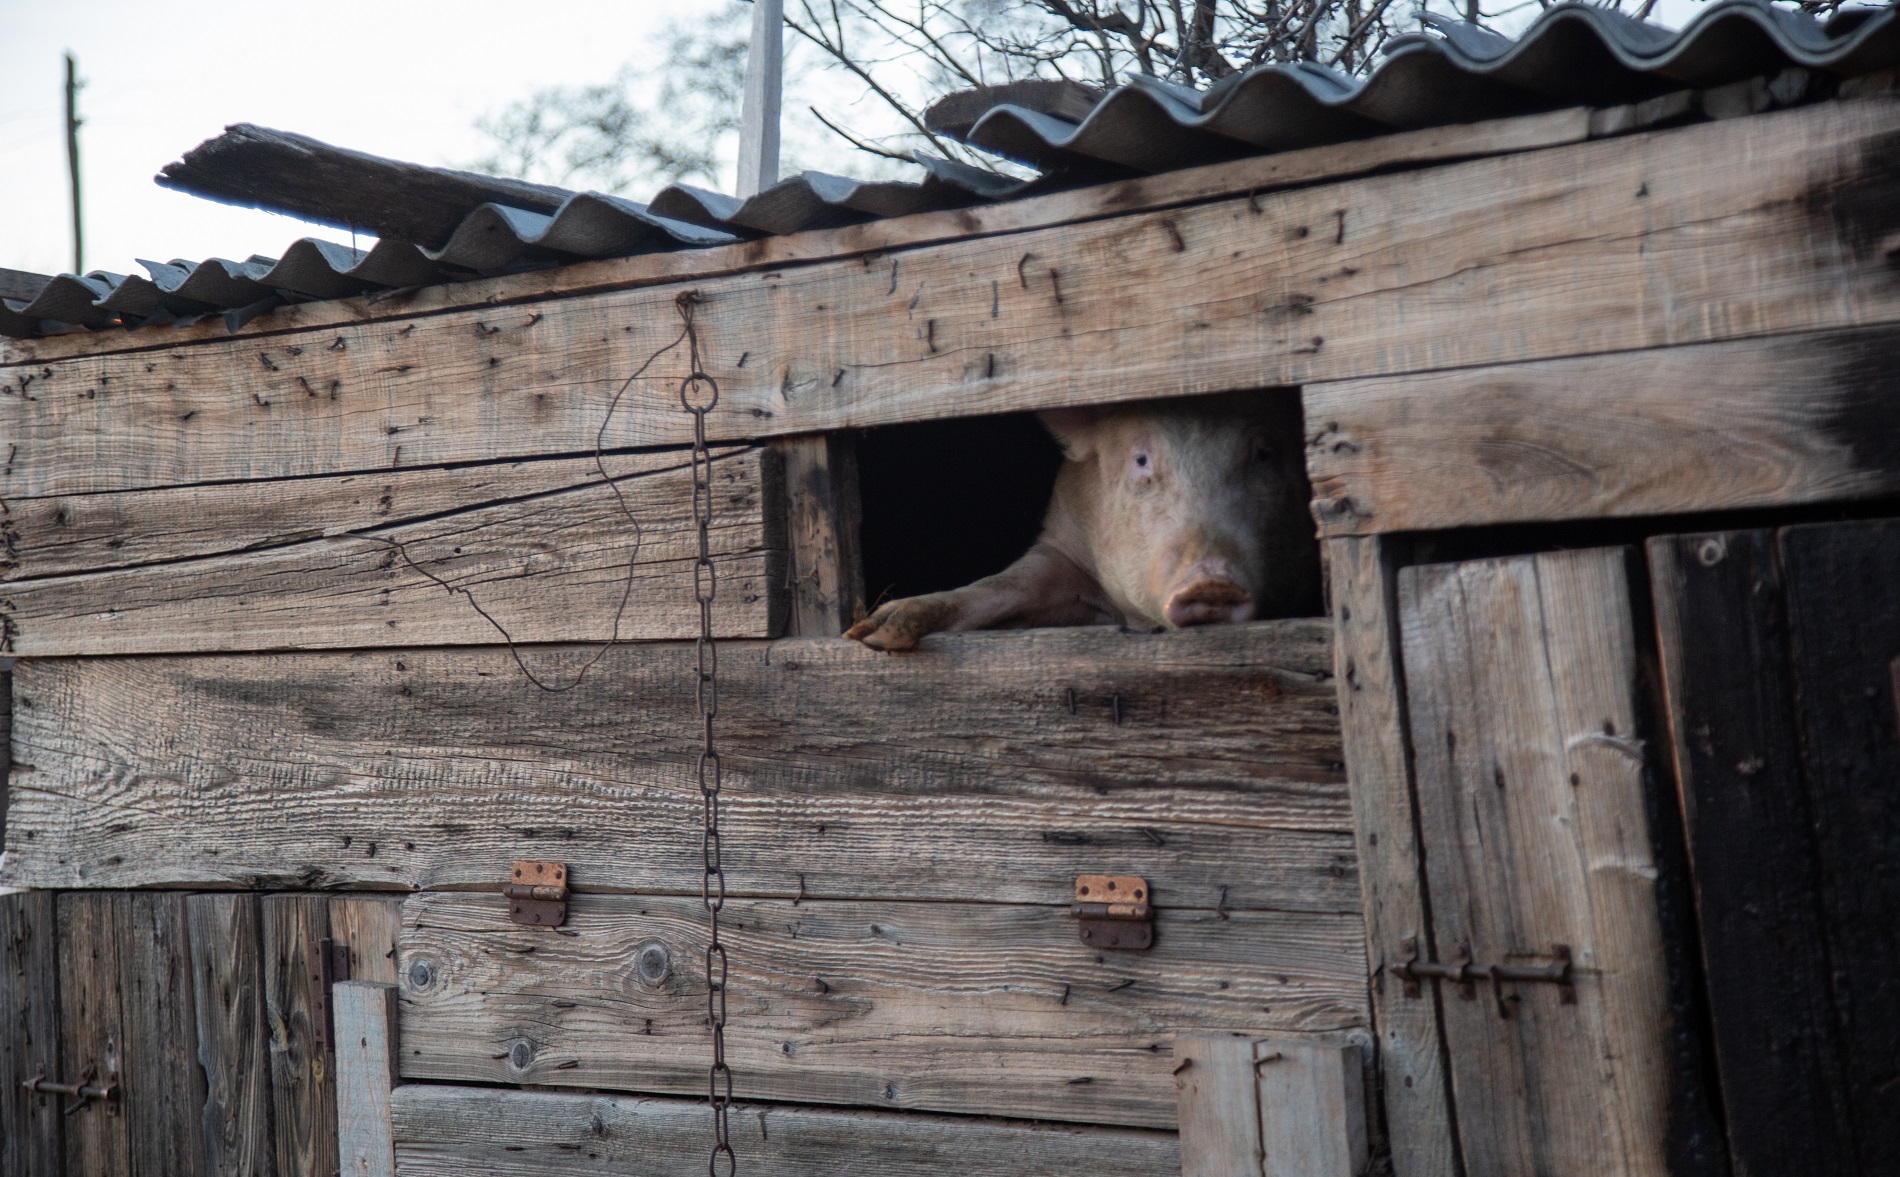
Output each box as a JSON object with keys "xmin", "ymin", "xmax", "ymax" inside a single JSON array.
[{"xmin": 845, "ymin": 596, "xmax": 955, "ymax": 651}]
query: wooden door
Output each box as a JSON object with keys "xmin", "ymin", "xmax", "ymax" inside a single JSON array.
[
  {"xmin": 1395, "ymin": 548, "xmax": 1696, "ymax": 1177},
  {"xmin": 1651, "ymin": 519, "xmax": 1900, "ymax": 1175}
]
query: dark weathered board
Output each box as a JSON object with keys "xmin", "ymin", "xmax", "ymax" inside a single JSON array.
[
  {"xmin": 187, "ymin": 894, "xmax": 275, "ymax": 1177},
  {"xmin": 1305, "ymin": 324, "xmax": 1900, "ymax": 537},
  {"xmin": 4, "ymin": 624, "xmax": 1354, "ymax": 908},
  {"xmin": 262, "ymin": 896, "xmax": 335, "ymax": 1177},
  {"xmin": 7, "ymin": 98, "xmax": 1900, "ymax": 496},
  {"xmin": 391, "ymin": 1084, "xmax": 1182, "ymax": 1176},
  {"xmin": 1780, "ymin": 519, "xmax": 1900, "ymax": 1172},
  {"xmin": 397, "ymin": 891, "xmax": 1366, "ymax": 1128},
  {"xmin": 57, "ymin": 892, "xmax": 209, "ymax": 1176},
  {"xmin": 775, "ymin": 433, "xmax": 865, "ymax": 636},
  {"xmin": 0, "ymin": 891, "xmax": 60, "ymax": 1176},
  {"xmin": 1400, "ymin": 550, "xmax": 1674, "ymax": 1177},
  {"xmin": 1648, "ymin": 531, "xmax": 1858, "ymax": 1175},
  {"xmin": 1, "ymin": 447, "xmax": 782, "ymax": 655}
]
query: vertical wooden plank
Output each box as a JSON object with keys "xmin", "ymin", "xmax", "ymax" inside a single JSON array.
[
  {"xmin": 1326, "ymin": 534, "xmax": 1457, "ymax": 1177},
  {"xmin": 117, "ymin": 892, "xmax": 208, "ymax": 1175},
  {"xmin": 263, "ymin": 895, "xmax": 336, "ymax": 1177},
  {"xmin": 1400, "ymin": 549, "xmax": 1672, "ymax": 1177},
  {"xmin": 329, "ymin": 898, "xmax": 402, "ymax": 986},
  {"xmin": 1780, "ymin": 519, "xmax": 1900, "ymax": 1172},
  {"xmin": 1257, "ymin": 1042, "xmax": 1367, "ymax": 1177},
  {"xmin": 333, "ymin": 982, "xmax": 397, "ymax": 1177},
  {"xmin": 59, "ymin": 893, "xmax": 128, "ymax": 1175},
  {"xmin": 1174, "ymin": 1035, "xmax": 1262, "ymax": 1177},
  {"xmin": 775, "ymin": 433, "xmax": 864, "ymax": 636},
  {"xmin": 188, "ymin": 894, "xmax": 274, "ymax": 1177},
  {"xmin": 0, "ymin": 891, "xmax": 61, "ymax": 1176},
  {"xmin": 1648, "ymin": 531, "xmax": 1857, "ymax": 1175}
]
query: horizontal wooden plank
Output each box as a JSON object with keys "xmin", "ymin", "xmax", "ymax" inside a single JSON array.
[
  {"xmin": 391, "ymin": 1083, "xmax": 1181, "ymax": 1176},
  {"xmin": 1304, "ymin": 324, "xmax": 1900, "ymax": 536},
  {"xmin": 6, "ymin": 98, "xmax": 1899, "ymax": 497},
  {"xmin": 1, "ymin": 447, "xmax": 781, "ymax": 655},
  {"xmin": 0, "ymin": 109, "xmax": 1595, "ymax": 368},
  {"xmin": 4, "ymin": 622, "xmax": 1354, "ymax": 907},
  {"xmin": 397, "ymin": 891, "xmax": 1367, "ymax": 1126}
]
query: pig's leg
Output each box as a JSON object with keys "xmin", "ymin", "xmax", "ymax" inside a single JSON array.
[{"xmin": 845, "ymin": 542, "xmax": 1116, "ymax": 651}]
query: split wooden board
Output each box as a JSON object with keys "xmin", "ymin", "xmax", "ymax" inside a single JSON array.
[
  {"xmin": 1, "ymin": 447, "xmax": 783, "ymax": 655},
  {"xmin": 6, "ymin": 97, "xmax": 1900, "ymax": 497},
  {"xmin": 4, "ymin": 623, "xmax": 1353, "ymax": 906},
  {"xmin": 396, "ymin": 891, "xmax": 1366, "ymax": 1128}
]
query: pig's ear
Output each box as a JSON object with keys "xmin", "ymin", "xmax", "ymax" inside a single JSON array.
[{"xmin": 1038, "ymin": 408, "xmax": 1098, "ymax": 461}]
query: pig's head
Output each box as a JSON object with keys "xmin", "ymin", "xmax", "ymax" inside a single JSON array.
[{"xmin": 1038, "ymin": 393, "xmax": 1319, "ymax": 629}]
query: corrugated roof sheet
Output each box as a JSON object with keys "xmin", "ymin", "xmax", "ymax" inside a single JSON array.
[{"xmin": 6, "ymin": 0, "xmax": 1897, "ymax": 340}]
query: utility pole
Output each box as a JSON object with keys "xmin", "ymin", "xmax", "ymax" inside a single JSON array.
[
  {"xmin": 65, "ymin": 52, "xmax": 83, "ymax": 274},
  {"xmin": 736, "ymin": 0, "xmax": 782, "ymax": 198}
]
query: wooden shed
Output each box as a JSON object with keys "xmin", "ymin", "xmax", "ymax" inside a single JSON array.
[{"xmin": 5, "ymin": 6, "xmax": 1900, "ymax": 1174}]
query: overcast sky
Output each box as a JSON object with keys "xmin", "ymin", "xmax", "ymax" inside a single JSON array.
[{"xmin": 2, "ymin": 0, "xmax": 1713, "ymax": 280}]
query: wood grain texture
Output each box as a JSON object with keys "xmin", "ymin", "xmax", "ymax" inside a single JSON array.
[
  {"xmin": 57, "ymin": 892, "xmax": 127, "ymax": 1175},
  {"xmin": 333, "ymin": 982, "xmax": 396, "ymax": 1177},
  {"xmin": 0, "ymin": 891, "xmax": 60, "ymax": 1177},
  {"xmin": 7, "ymin": 98, "xmax": 1900, "ymax": 497},
  {"xmin": 1305, "ymin": 325, "xmax": 1900, "ymax": 536},
  {"xmin": 1, "ymin": 108, "xmax": 1595, "ymax": 368},
  {"xmin": 1326, "ymin": 536, "xmax": 1456, "ymax": 1177},
  {"xmin": 2, "ymin": 447, "xmax": 782, "ymax": 655},
  {"xmin": 187, "ymin": 893, "xmax": 275, "ymax": 1177},
  {"xmin": 329, "ymin": 898, "xmax": 402, "ymax": 986},
  {"xmin": 1648, "ymin": 531, "xmax": 1857, "ymax": 1176},
  {"xmin": 1400, "ymin": 550, "xmax": 1672, "ymax": 1177},
  {"xmin": 775, "ymin": 433, "xmax": 864, "ymax": 636},
  {"xmin": 1174, "ymin": 1035, "xmax": 1263, "ymax": 1176},
  {"xmin": 396, "ymin": 891, "xmax": 1367, "ymax": 1128},
  {"xmin": 1780, "ymin": 519, "xmax": 1900, "ymax": 1172},
  {"xmin": 5, "ymin": 624, "xmax": 1354, "ymax": 906},
  {"xmin": 263, "ymin": 895, "xmax": 336, "ymax": 1177},
  {"xmin": 390, "ymin": 1083, "xmax": 1182, "ymax": 1176},
  {"xmin": 1257, "ymin": 1042, "xmax": 1368, "ymax": 1177}
]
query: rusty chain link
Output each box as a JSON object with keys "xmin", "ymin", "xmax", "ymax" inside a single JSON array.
[{"xmin": 675, "ymin": 292, "xmax": 736, "ymax": 1177}]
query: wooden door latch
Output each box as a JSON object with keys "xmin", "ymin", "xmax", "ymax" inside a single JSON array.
[
  {"xmin": 22, "ymin": 1066, "xmax": 117, "ymax": 1115},
  {"xmin": 1071, "ymin": 875, "xmax": 1153, "ymax": 950},
  {"xmin": 506, "ymin": 860, "xmax": 569, "ymax": 927},
  {"xmin": 1392, "ymin": 937, "xmax": 1575, "ymax": 1015}
]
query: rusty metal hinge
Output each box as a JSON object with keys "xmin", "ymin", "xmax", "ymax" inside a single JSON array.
[
  {"xmin": 305, "ymin": 934, "xmax": 352, "ymax": 1055},
  {"xmin": 506, "ymin": 860, "xmax": 569, "ymax": 927},
  {"xmin": 23, "ymin": 1066, "xmax": 117, "ymax": 1115},
  {"xmin": 1071, "ymin": 875, "xmax": 1153, "ymax": 950},
  {"xmin": 1392, "ymin": 937, "xmax": 1575, "ymax": 1016}
]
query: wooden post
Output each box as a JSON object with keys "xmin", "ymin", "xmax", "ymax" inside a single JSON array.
[
  {"xmin": 737, "ymin": 0, "xmax": 783, "ymax": 199},
  {"xmin": 1176, "ymin": 1035, "xmax": 1369, "ymax": 1177},
  {"xmin": 334, "ymin": 982, "xmax": 399, "ymax": 1177},
  {"xmin": 776, "ymin": 432, "xmax": 865, "ymax": 636}
]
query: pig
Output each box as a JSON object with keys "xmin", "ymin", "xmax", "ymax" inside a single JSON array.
[{"xmin": 844, "ymin": 392, "xmax": 1319, "ymax": 650}]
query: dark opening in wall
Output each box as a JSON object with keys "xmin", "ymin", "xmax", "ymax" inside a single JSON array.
[{"xmin": 855, "ymin": 412, "xmax": 1064, "ymax": 608}]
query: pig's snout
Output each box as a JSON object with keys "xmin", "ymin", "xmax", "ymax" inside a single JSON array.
[{"xmin": 1163, "ymin": 559, "xmax": 1256, "ymax": 627}]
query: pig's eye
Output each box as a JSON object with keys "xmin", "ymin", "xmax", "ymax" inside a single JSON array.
[
  {"xmin": 1134, "ymin": 454, "xmax": 1149, "ymax": 468},
  {"xmin": 1253, "ymin": 443, "xmax": 1274, "ymax": 464}
]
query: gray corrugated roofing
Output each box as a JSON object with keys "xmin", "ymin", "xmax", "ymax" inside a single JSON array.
[{"xmin": 6, "ymin": 0, "xmax": 1897, "ymax": 341}]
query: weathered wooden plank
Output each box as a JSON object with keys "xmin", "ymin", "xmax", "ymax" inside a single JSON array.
[
  {"xmin": 1305, "ymin": 325, "xmax": 1900, "ymax": 537},
  {"xmin": 1174, "ymin": 1035, "xmax": 1262, "ymax": 1176},
  {"xmin": 57, "ymin": 893, "xmax": 127, "ymax": 1175},
  {"xmin": 263, "ymin": 895, "xmax": 336, "ymax": 1177},
  {"xmin": 397, "ymin": 890, "xmax": 1366, "ymax": 1127},
  {"xmin": 120, "ymin": 892, "xmax": 209, "ymax": 1174},
  {"xmin": 775, "ymin": 433, "xmax": 864, "ymax": 636},
  {"xmin": 333, "ymin": 982, "xmax": 396, "ymax": 1177},
  {"xmin": 8, "ymin": 98, "xmax": 1900, "ymax": 496},
  {"xmin": 0, "ymin": 891, "xmax": 61, "ymax": 1177},
  {"xmin": 3, "ymin": 108, "xmax": 1597, "ymax": 368},
  {"xmin": 188, "ymin": 893, "xmax": 274, "ymax": 1177},
  {"xmin": 329, "ymin": 898, "xmax": 403, "ymax": 986},
  {"xmin": 391, "ymin": 1083, "xmax": 1182, "ymax": 1176},
  {"xmin": 1780, "ymin": 519, "xmax": 1900, "ymax": 1172},
  {"xmin": 1647, "ymin": 531, "xmax": 1858, "ymax": 1175},
  {"xmin": 1257, "ymin": 1041, "xmax": 1368, "ymax": 1177},
  {"xmin": 1399, "ymin": 550, "xmax": 1673, "ymax": 1176},
  {"xmin": 2, "ymin": 447, "xmax": 782, "ymax": 655},
  {"xmin": 5, "ymin": 624, "xmax": 1354, "ymax": 906},
  {"xmin": 1326, "ymin": 535, "xmax": 1456, "ymax": 1177}
]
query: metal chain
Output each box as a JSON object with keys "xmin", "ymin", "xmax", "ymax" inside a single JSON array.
[{"xmin": 676, "ymin": 292, "xmax": 735, "ymax": 1177}]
